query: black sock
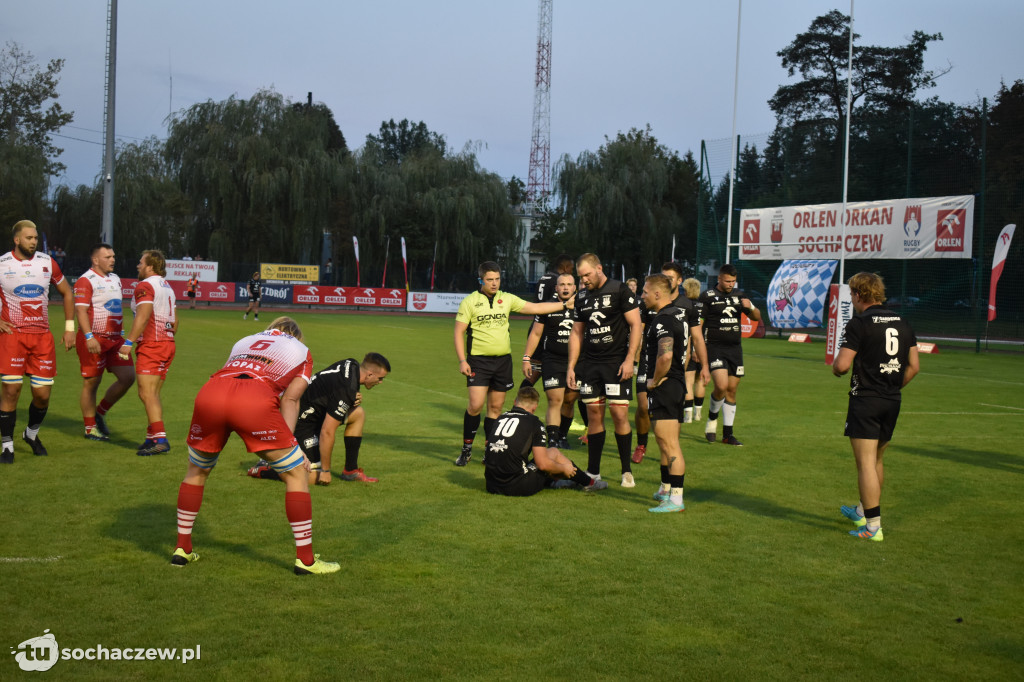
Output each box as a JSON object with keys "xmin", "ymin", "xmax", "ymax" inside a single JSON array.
[
  {"xmin": 559, "ymin": 414, "xmax": 573, "ymax": 436},
  {"xmin": 660, "ymin": 465, "xmax": 670, "ymax": 485},
  {"xmin": 27, "ymin": 404, "xmax": 47, "ymax": 431},
  {"xmin": 587, "ymin": 430, "xmax": 606, "ymax": 476},
  {"xmin": 483, "ymin": 417, "xmax": 496, "ymax": 442},
  {"xmin": 637, "ymin": 431, "xmax": 648, "ymax": 447},
  {"xmin": 463, "ymin": 411, "xmax": 481, "ymax": 444},
  {"xmin": 0, "ymin": 410, "xmax": 14, "ymax": 448},
  {"xmin": 615, "ymin": 431, "xmax": 633, "ymax": 473},
  {"xmin": 569, "ymin": 464, "xmax": 593, "ymax": 487},
  {"xmin": 863, "ymin": 505, "xmax": 881, "ymax": 521},
  {"xmin": 671, "ymin": 473, "xmax": 685, "ymax": 489},
  {"xmin": 683, "ymin": 398, "xmax": 693, "ymax": 411},
  {"xmin": 258, "ymin": 468, "xmax": 281, "ymax": 481},
  {"xmin": 695, "ymin": 396, "xmax": 705, "ymax": 408},
  {"xmin": 578, "ymin": 400, "xmax": 589, "ymax": 427},
  {"xmin": 723, "ymin": 424, "xmax": 733, "ymax": 439},
  {"xmin": 546, "ymin": 425, "xmax": 560, "ymax": 445},
  {"xmin": 343, "ymin": 436, "xmax": 362, "ymax": 471}
]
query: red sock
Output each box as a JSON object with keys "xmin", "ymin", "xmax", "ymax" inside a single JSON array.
[
  {"xmin": 84, "ymin": 417, "xmax": 96, "ymax": 430},
  {"xmin": 150, "ymin": 421, "xmax": 167, "ymax": 440},
  {"xmin": 175, "ymin": 482, "xmax": 204, "ymax": 553},
  {"xmin": 97, "ymin": 399, "xmax": 114, "ymax": 416},
  {"xmin": 285, "ymin": 491, "xmax": 314, "ymax": 565}
]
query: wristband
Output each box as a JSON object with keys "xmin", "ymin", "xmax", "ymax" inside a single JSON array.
[
  {"xmin": 84, "ymin": 332, "xmax": 94, "ymax": 340},
  {"xmin": 65, "ymin": 320, "xmax": 75, "ymax": 333},
  {"xmin": 562, "ymin": 301, "xmax": 568, "ymax": 310},
  {"xmin": 522, "ymin": 355, "xmax": 531, "ymax": 361},
  {"xmin": 123, "ymin": 340, "xmax": 134, "ymax": 348}
]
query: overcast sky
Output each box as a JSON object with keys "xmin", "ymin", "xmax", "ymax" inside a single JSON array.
[{"xmin": 7, "ymin": 0, "xmax": 1023, "ymax": 191}]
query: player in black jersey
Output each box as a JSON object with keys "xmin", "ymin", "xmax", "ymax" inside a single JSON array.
[
  {"xmin": 483, "ymin": 386, "xmax": 607, "ymax": 496},
  {"xmin": 248, "ymin": 353, "xmax": 391, "ymax": 485},
  {"xmin": 697, "ymin": 264, "xmax": 761, "ymax": 446},
  {"xmin": 522, "ymin": 273, "xmax": 578, "ymax": 449},
  {"xmin": 682, "ymin": 277, "xmax": 708, "ymax": 423},
  {"xmin": 833, "ymin": 273, "xmax": 919, "ymax": 542},
  {"xmin": 640, "ymin": 275, "xmax": 691, "ymax": 512},
  {"xmin": 567, "ymin": 253, "xmax": 642, "ymax": 488},
  {"xmin": 632, "ymin": 263, "xmax": 710, "ymax": 464},
  {"xmin": 520, "ymin": 254, "xmax": 575, "ymax": 390},
  {"xmin": 243, "ymin": 271, "xmax": 262, "ymax": 321}
]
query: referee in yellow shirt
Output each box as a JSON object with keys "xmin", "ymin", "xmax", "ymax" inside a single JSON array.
[{"xmin": 453, "ymin": 261, "xmax": 571, "ymax": 466}]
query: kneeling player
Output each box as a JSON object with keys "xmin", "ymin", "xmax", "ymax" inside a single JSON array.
[
  {"xmin": 483, "ymin": 386, "xmax": 606, "ymax": 496},
  {"xmin": 249, "ymin": 353, "xmax": 391, "ymax": 485},
  {"xmin": 173, "ymin": 317, "xmax": 339, "ymax": 575}
]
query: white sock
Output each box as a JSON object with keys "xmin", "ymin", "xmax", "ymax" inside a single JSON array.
[
  {"xmin": 709, "ymin": 396, "xmax": 725, "ymax": 418},
  {"xmin": 670, "ymin": 487, "xmax": 684, "ymax": 505},
  {"xmin": 722, "ymin": 401, "xmax": 737, "ymax": 427}
]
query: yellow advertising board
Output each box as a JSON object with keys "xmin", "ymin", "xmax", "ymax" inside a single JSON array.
[{"xmin": 260, "ymin": 263, "xmax": 320, "ymax": 283}]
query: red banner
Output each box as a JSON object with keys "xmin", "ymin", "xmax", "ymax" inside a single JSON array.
[{"xmin": 292, "ymin": 285, "xmax": 406, "ymax": 307}]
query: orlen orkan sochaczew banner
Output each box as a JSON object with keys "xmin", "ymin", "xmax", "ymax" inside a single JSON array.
[{"xmin": 739, "ymin": 195, "xmax": 974, "ymax": 260}]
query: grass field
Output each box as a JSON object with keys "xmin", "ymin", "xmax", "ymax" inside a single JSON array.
[{"xmin": 2, "ymin": 309, "xmax": 1023, "ymax": 680}]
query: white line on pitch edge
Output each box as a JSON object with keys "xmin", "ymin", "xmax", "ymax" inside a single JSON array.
[
  {"xmin": 0, "ymin": 556, "xmax": 63, "ymax": 563},
  {"xmin": 979, "ymin": 403, "xmax": 1024, "ymax": 411}
]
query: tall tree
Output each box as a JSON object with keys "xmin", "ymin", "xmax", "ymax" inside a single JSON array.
[
  {"xmin": 555, "ymin": 126, "xmax": 700, "ymax": 275},
  {"xmin": 0, "ymin": 41, "xmax": 74, "ymax": 175},
  {"xmin": 164, "ymin": 89, "xmax": 345, "ymax": 266},
  {"xmin": 365, "ymin": 118, "xmax": 447, "ymax": 165}
]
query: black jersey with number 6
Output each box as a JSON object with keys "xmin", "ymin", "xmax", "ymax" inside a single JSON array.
[
  {"xmin": 294, "ymin": 358, "xmax": 360, "ymax": 442},
  {"xmin": 840, "ymin": 305, "xmax": 917, "ymax": 400}
]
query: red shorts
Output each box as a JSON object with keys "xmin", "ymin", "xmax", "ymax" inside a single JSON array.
[
  {"xmin": 0, "ymin": 331, "xmax": 56, "ymax": 378},
  {"xmin": 186, "ymin": 376, "xmax": 297, "ymax": 454},
  {"xmin": 135, "ymin": 341, "xmax": 175, "ymax": 379},
  {"xmin": 76, "ymin": 334, "xmax": 133, "ymax": 378}
]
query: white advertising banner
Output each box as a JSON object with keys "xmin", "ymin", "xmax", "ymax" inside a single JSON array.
[
  {"xmin": 407, "ymin": 291, "xmax": 465, "ymax": 314},
  {"xmin": 739, "ymin": 195, "xmax": 974, "ymax": 260},
  {"xmin": 825, "ymin": 283, "xmax": 853, "ymax": 365},
  {"xmin": 165, "ymin": 259, "xmax": 219, "ymax": 282}
]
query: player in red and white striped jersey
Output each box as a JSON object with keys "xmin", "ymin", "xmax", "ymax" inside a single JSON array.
[
  {"xmin": 0, "ymin": 220, "xmax": 76, "ymax": 464},
  {"xmin": 173, "ymin": 317, "xmax": 340, "ymax": 575},
  {"xmin": 74, "ymin": 243, "xmax": 136, "ymax": 442},
  {"xmin": 117, "ymin": 250, "xmax": 177, "ymax": 456}
]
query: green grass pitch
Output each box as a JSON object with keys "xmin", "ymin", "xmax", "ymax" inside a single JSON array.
[{"xmin": 2, "ymin": 309, "xmax": 1022, "ymax": 680}]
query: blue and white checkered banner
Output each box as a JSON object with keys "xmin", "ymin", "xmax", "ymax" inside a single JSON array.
[{"xmin": 767, "ymin": 260, "xmax": 838, "ymax": 329}]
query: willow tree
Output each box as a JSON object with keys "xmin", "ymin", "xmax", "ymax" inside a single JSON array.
[
  {"xmin": 341, "ymin": 127, "xmax": 522, "ymax": 288},
  {"xmin": 164, "ymin": 89, "xmax": 345, "ymax": 265},
  {"xmin": 555, "ymin": 126, "xmax": 699, "ymax": 275}
]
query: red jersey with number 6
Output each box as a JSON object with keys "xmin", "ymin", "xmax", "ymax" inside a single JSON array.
[{"xmin": 211, "ymin": 329, "xmax": 313, "ymax": 393}]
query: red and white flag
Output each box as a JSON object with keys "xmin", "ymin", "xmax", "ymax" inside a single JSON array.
[
  {"xmin": 353, "ymin": 236, "xmax": 361, "ymax": 286},
  {"xmin": 400, "ymin": 237, "xmax": 409, "ymax": 291},
  {"xmin": 989, "ymin": 224, "xmax": 1016, "ymax": 321}
]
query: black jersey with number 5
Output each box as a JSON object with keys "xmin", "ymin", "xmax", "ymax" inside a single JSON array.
[{"xmin": 840, "ymin": 305, "xmax": 917, "ymax": 399}]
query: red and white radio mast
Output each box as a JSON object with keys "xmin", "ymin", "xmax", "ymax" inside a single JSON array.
[{"xmin": 526, "ymin": 0, "xmax": 552, "ymax": 209}]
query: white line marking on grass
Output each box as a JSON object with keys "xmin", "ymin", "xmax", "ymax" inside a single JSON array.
[
  {"xmin": 979, "ymin": 403, "xmax": 1024, "ymax": 411},
  {"xmin": 835, "ymin": 411, "xmax": 1022, "ymax": 416},
  {"xmin": 925, "ymin": 372, "xmax": 1024, "ymax": 387},
  {"xmin": 0, "ymin": 556, "xmax": 62, "ymax": 563},
  {"xmin": 387, "ymin": 380, "xmax": 464, "ymax": 403},
  {"xmin": 380, "ymin": 325, "xmax": 414, "ymax": 330}
]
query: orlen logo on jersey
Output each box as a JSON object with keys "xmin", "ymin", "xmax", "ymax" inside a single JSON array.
[
  {"xmin": 208, "ymin": 284, "xmax": 230, "ymax": 300},
  {"xmin": 742, "ymin": 219, "xmax": 761, "ymax": 255},
  {"xmin": 936, "ymin": 209, "xmax": 966, "ymax": 252},
  {"xmin": 412, "ymin": 293, "xmax": 428, "ymax": 310},
  {"xmin": 14, "ymin": 284, "xmax": 46, "ymax": 298},
  {"xmin": 103, "ymin": 299, "xmax": 122, "ymax": 313}
]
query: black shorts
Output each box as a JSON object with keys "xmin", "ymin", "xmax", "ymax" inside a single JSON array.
[
  {"xmin": 648, "ymin": 378, "xmax": 685, "ymax": 421},
  {"xmin": 296, "ymin": 431, "xmax": 321, "ymax": 464},
  {"xmin": 686, "ymin": 356, "xmax": 703, "ymax": 373},
  {"xmin": 844, "ymin": 396, "xmax": 901, "ymax": 442},
  {"xmin": 635, "ymin": 365, "xmax": 648, "ymax": 395},
  {"xmin": 468, "ymin": 354, "xmax": 515, "ymax": 392},
  {"xmin": 577, "ymin": 362, "xmax": 632, "ymax": 404},
  {"xmin": 485, "ymin": 465, "xmax": 551, "ymax": 497},
  {"xmin": 706, "ymin": 344, "xmax": 744, "ymax": 377},
  {"xmin": 187, "ymin": 291, "xmax": 196, "ymax": 298},
  {"xmin": 541, "ymin": 355, "xmax": 569, "ymax": 391},
  {"xmin": 249, "ymin": 294, "xmax": 261, "ymax": 303}
]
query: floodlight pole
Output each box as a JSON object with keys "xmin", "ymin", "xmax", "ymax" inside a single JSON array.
[
  {"xmin": 838, "ymin": 0, "xmax": 855, "ymax": 284},
  {"xmin": 100, "ymin": 0, "xmax": 118, "ymax": 246},
  {"xmin": 724, "ymin": 0, "xmax": 742, "ymax": 265}
]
